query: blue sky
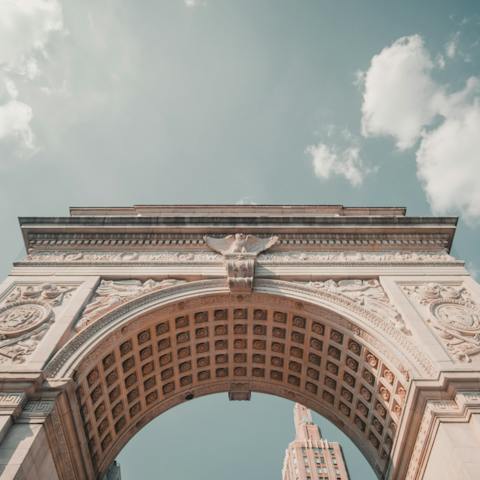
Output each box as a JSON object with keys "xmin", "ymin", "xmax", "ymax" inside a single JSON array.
[{"xmin": 0, "ymin": 1, "xmax": 479, "ymax": 478}]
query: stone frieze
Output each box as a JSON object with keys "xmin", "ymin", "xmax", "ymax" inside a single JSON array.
[{"xmin": 21, "ymin": 249, "xmax": 458, "ymax": 265}]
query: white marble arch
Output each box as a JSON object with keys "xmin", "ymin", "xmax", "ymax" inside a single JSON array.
[
  {"xmin": 1, "ymin": 205, "xmax": 480, "ymax": 480},
  {"xmin": 39, "ymin": 279, "xmax": 423, "ymax": 479}
]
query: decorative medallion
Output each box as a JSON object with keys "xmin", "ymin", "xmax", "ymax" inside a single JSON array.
[
  {"xmin": 0, "ymin": 300, "xmax": 53, "ymax": 337},
  {"xmin": 404, "ymin": 283, "xmax": 480, "ymax": 362},
  {"xmin": 0, "ymin": 283, "xmax": 75, "ymax": 364},
  {"xmin": 431, "ymin": 300, "xmax": 480, "ymax": 332}
]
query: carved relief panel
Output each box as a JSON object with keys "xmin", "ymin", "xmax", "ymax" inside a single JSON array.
[
  {"xmin": 403, "ymin": 283, "xmax": 480, "ymax": 363},
  {"xmin": 76, "ymin": 279, "xmax": 187, "ymax": 330},
  {"xmin": 304, "ymin": 279, "xmax": 411, "ymax": 335},
  {"xmin": 0, "ymin": 283, "xmax": 76, "ymax": 364}
]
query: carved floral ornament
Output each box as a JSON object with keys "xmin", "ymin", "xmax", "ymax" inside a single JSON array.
[
  {"xmin": 0, "ymin": 283, "xmax": 75, "ymax": 364},
  {"xmin": 403, "ymin": 283, "xmax": 480, "ymax": 362}
]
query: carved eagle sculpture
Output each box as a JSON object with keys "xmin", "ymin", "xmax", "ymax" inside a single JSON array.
[{"xmin": 204, "ymin": 233, "xmax": 278, "ymax": 256}]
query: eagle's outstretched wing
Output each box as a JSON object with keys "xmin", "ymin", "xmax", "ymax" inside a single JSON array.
[
  {"xmin": 204, "ymin": 235, "xmax": 235, "ymax": 254},
  {"xmin": 205, "ymin": 234, "xmax": 278, "ymax": 255},
  {"xmin": 244, "ymin": 235, "xmax": 279, "ymax": 254}
]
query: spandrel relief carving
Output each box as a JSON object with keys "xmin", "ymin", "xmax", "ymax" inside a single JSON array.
[
  {"xmin": 76, "ymin": 279, "xmax": 187, "ymax": 330},
  {"xmin": 0, "ymin": 283, "xmax": 75, "ymax": 364},
  {"xmin": 305, "ymin": 279, "xmax": 411, "ymax": 335},
  {"xmin": 403, "ymin": 283, "xmax": 480, "ymax": 362}
]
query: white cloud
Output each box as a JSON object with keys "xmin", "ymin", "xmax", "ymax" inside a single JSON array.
[
  {"xmin": 445, "ymin": 32, "xmax": 460, "ymax": 59},
  {"xmin": 361, "ymin": 35, "xmax": 442, "ymax": 150},
  {"xmin": 359, "ymin": 33, "xmax": 480, "ymax": 221},
  {"xmin": 0, "ymin": 0, "xmax": 63, "ymax": 154},
  {"xmin": 306, "ymin": 142, "xmax": 366, "ymax": 187},
  {"xmin": 0, "ymin": 0, "xmax": 63, "ymax": 77},
  {"xmin": 0, "ymin": 76, "xmax": 34, "ymax": 149},
  {"xmin": 436, "ymin": 54, "xmax": 446, "ymax": 69},
  {"xmin": 417, "ymin": 100, "xmax": 480, "ymax": 219},
  {"xmin": 184, "ymin": 0, "xmax": 206, "ymax": 7},
  {"xmin": 0, "ymin": 99, "xmax": 34, "ymax": 147},
  {"xmin": 235, "ymin": 197, "xmax": 257, "ymax": 205}
]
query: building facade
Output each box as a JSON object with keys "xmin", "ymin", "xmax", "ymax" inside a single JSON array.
[{"xmin": 283, "ymin": 403, "xmax": 349, "ymax": 480}]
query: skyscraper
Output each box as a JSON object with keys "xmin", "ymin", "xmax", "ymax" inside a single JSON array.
[{"xmin": 282, "ymin": 403, "xmax": 350, "ymax": 480}]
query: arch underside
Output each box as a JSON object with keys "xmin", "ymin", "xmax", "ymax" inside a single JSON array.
[{"xmin": 62, "ymin": 288, "xmax": 412, "ymax": 478}]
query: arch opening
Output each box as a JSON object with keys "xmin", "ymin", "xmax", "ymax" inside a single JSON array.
[
  {"xmin": 117, "ymin": 392, "xmax": 376, "ymax": 479},
  {"xmin": 68, "ymin": 291, "xmax": 410, "ymax": 478}
]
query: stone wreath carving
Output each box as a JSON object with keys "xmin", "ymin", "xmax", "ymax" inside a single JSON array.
[
  {"xmin": 304, "ymin": 279, "xmax": 411, "ymax": 335},
  {"xmin": 0, "ymin": 284, "xmax": 75, "ymax": 364},
  {"xmin": 76, "ymin": 279, "xmax": 187, "ymax": 330},
  {"xmin": 404, "ymin": 283, "xmax": 480, "ymax": 362},
  {"xmin": 204, "ymin": 234, "xmax": 278, "ymax": 293}
]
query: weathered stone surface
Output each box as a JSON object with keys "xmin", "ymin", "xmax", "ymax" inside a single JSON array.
[{"xmin": 0, "ymin": 204, "xmax": 477, "ymax": 479}]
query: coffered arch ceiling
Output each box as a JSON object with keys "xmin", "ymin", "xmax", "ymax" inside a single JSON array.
[{"xmin": 46, "ymin": 279, "xmax": 431, "ymax": 478}]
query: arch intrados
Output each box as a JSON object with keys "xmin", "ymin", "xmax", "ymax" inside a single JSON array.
[
  {"xmin": 64, "ymin": 284, "xmax": 411, "ymax": 478},
  {"xmin": 49, "ymin": 279, "xmax": 423, "ymax": 380}
]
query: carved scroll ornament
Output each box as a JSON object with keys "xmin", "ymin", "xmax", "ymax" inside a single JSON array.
[
  {"xmin": 204, "ymin": 234, "xmax": 278, "ymax": 293},
  {"xmin": 0, "ymin": 284, "xmax": 75, "ymax": 364},
  {"xmin": 404, "ymin": 283, "xmax": 480, "ymax": 362}
]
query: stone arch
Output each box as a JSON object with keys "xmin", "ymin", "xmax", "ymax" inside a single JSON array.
[
  {"xmin": 47, "ymin": 279, "xmax": 417, "ymax": 478},
  {"xmin": 4, "ymin": 205, "xmax": 479, "ymax": 480}
]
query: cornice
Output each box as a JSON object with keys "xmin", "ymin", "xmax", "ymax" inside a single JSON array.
[
  {"xmin": 68, "ymin": 204, "xmax": 407, "ymax": 217},
  {"xmin": 19, "ymin": 214, "xmax": 457, "ymax": 228},
  {"xmin": 18, "ymin": 206, "xmax": 458, "ymax": 255},
  {"xmin": 21, "ymin": 232, "xmax": 454, "ymax": 254}
]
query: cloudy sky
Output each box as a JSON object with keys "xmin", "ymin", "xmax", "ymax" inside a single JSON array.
[{"xmin": 0, "ymin": 0, "xmax": 479, "ymax": 478}]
